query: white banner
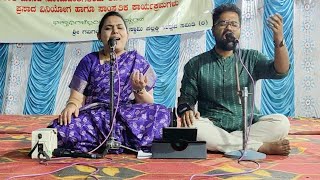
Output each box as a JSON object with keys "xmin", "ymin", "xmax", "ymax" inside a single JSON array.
[{"xmin": 0, "ymin": 0, "xmax": 213, "ymax": 43}]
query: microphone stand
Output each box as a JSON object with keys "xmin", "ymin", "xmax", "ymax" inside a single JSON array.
[
  {"xmin": 224, "ymin": 42, "xmax": 266, "ymax": 161},
  {"xmin": 103, "ymin": 43, "xmax": 138, "ymax": 155},
  {"xmin": 104, "ymin": 45, "xmax": 120, "ymax": 152}
]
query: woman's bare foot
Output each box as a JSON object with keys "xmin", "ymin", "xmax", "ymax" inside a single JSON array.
[{"xmin": 258, "ymin": 139, "xmax": 291, "ymax": 156}]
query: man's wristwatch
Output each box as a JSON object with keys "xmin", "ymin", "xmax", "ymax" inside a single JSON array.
[
  {"xmin": 274, "ymin": 38, "xmax": 285, "ymax": 48},
  {"xmin": 177, "ymin": 103, "xmax": 192, "ymax": 117}
]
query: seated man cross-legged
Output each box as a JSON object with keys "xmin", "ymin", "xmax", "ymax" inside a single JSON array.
[{"xmin": 177, "ymin": 4, "xmax": 291, "ymax": 156}]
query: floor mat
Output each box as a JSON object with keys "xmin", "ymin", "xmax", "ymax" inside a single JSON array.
[{"xmin": 0, "ymin": 115, "xmax": 319, "ymax": 179}]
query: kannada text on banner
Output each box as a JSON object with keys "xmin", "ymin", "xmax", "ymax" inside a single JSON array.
[{"xmin": 0, "ymin": 0, "xmax": 213, "ymax": 43}]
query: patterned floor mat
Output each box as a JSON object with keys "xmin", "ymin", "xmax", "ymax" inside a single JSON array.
[{"xmin": 0, "ymin": 115, "xmax": 319, "ymax": 179}]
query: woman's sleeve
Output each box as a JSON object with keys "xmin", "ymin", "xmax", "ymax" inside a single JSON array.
[{"xmin": 69, "ymin": 54, "xmax": 93, "ymax": 94}]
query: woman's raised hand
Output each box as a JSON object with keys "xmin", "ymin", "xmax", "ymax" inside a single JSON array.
[{"xmin": 130, "ymin": 70, "xmax": 148, "ymax": 91}]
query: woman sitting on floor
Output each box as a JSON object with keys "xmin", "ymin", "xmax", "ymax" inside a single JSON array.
[{"xmin": 48, "ymin": 11, "xmax": 171, "ymax": 154}]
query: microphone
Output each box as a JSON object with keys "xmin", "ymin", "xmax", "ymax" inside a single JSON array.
[
  {"xmin": 108, "ymin": 37, "xmax": 119, "ymax": 49},
  {"xmin": 225, "ymin": 32, "xmax": 239, "ymax": 43},
  {"xmin": 52, "ymin": 148, "xmax": 103, "ymax": 159}
]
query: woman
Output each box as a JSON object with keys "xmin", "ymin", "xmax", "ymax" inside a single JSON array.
[{"xmin": 48, "ymin": 11, "xmax": 171, "ymax": 154}]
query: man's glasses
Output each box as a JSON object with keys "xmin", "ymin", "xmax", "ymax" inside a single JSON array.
[{"xmin": 214, "ymin": 20, "xmax": 240, "ymax": 28}]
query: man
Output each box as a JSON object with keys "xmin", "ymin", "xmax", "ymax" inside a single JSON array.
[{"xmin": 177, "ymin": 3, "xmax": 290, "ymax": 155}]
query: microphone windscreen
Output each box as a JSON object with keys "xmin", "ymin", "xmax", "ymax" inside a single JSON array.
[
  {"xmin": 108, "ymin": 38, "xmax": 118, "ymax": 47},
  {"xmin": 225, "ymin": 32, "xmax": 239, "ymax": 43},
  {"xmin": 225, "ymin": 32, "xmax": 235, "ymax": 41}
]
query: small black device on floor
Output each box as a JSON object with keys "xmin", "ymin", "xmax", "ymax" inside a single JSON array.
[
  {"xmin": 151, "ymin": 127, "xmax": 207, "ymax": 159},
  {"xmin": 52, "ymin": 148, "xmax": 103, "ymax": 159},
  {"xmin": 163, "ymin": 127, "xmax": 197, "ymax": 142}
]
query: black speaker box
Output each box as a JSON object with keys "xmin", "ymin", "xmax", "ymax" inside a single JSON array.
[{"xmin": 151, "ymin": 140, "xmax": 207, "ymax": 159}]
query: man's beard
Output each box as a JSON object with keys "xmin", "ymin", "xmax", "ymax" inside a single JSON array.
[{"xmin": 216, "ymin": 38, "xmax": 236, "ymax": 51}]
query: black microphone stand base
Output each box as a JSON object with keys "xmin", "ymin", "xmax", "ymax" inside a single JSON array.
[
  {"xmin": 103, "ymin": 137, "xmax": 138, "ymax": 156},
  {"xmin": 224, "ymin": 149, "xmax": 266, "ymax": 161},
  {"xmin": 106, "ymin": 137, "xmax": 121, "ymax": 150}
]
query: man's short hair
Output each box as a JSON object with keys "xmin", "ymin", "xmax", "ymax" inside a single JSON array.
[{"xmin": 212, "ymin": 3, "xmax": 242, "ymax": 26}]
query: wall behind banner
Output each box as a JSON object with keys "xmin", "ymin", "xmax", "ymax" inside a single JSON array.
[{"xmin": 0, "ymin": 0, "xmax": 319, "ymax": 118}]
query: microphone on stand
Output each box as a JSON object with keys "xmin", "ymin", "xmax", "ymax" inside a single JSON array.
[
  {"xmin": 224, "ymin": 31, "xmax": 266, "ymax": 161},
  {"xmin": 105, "ymin": 36, "xmax": 120, "ymax": 155},
  {"xmin": 108, "ymin": 37, "xmax": 119, "ymax": 64},
  {"xmin": 108, "ymin": 37, "xmax": 119, "ymax": 50},
  {"xmin": 225, "ymin": 32, "xmax": 239, "ymax": 44}
]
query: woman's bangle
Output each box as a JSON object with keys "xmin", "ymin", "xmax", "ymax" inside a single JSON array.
[
  {"xmin": 133, "ymin": 87, "xmax": 146, "ymax": 94},
  {"xmin": 66, "ymin": 101, "xmax": 79, "ymax": 108}
]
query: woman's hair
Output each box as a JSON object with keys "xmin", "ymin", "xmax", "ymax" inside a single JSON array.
[
  {"xmin": 212, "ymin": 3, "xmax": 242, "ymax": 26},
  {"xmin": 98, "ymin": 11, "xmax": 128, "ymax": 34}
]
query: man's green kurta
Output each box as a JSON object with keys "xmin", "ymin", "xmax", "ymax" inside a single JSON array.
[{"xmin": 178, "ymin": 48, "xmax": 288, "ymax": 132}]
